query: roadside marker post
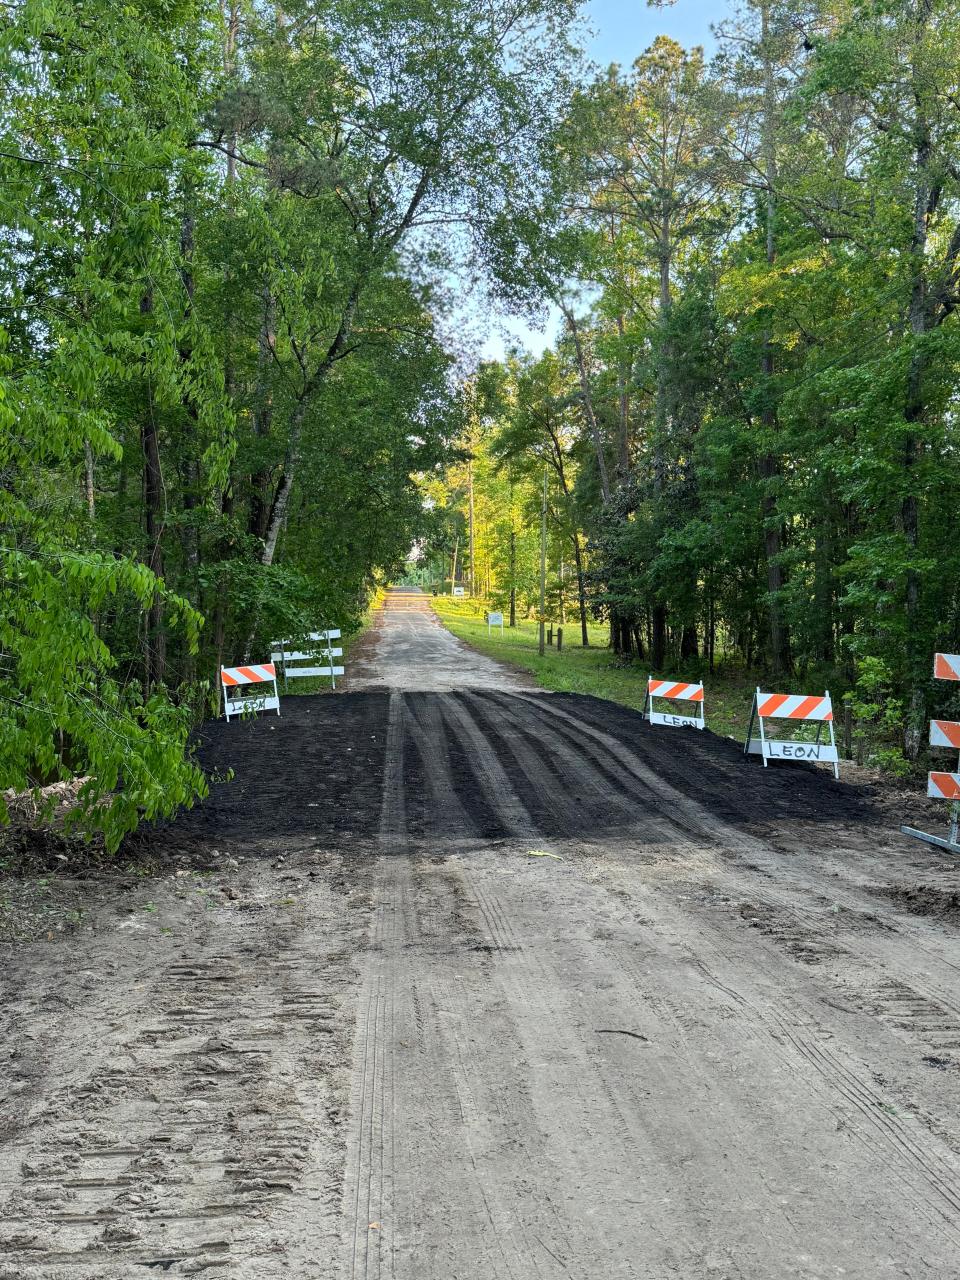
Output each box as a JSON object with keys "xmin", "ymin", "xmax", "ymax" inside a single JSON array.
[
  {"xmin": 643, "ymin": 677, "xmax": 705, "ymax": 731},
  {"xmin": 901, "ymin": 654, "xmax": 960, "ymax": 855},
  {"xmin": 743, "ymin": 688, "xmax": 839, "ymax": 779},
  {"xmin": 487, "ymin": 611, "xmax": 504, "ymax": 636},
  {"xmin": 272, "ymin": 630, "xmax": 344, "ymax": 690},
  {"xmin": 221, "ymin": 663, "xmax": 280, "ymax": 722}
]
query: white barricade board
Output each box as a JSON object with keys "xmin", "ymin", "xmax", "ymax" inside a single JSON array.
[
  {"xmin": 930, "ymin": 719, "xmax": 960, "ymax": 749},
  {"xmin": 650, "ymin": 710, "xmax": 702, "ymax": 729},
  {"xmin": 934, "ymin": 653, "xmax": 960, "ymax": 681},
  {"xmin": 744, "ymin": 739, "xmax": 839, "ymax": 763},
  {"xmin": 272, "ymin": 629, "xmax": 344, "ymax": 687},
  {"xmin": 224, "ymin": 690, "xmax": 280, "ymax": 719},
  {"xmin": 928, "ymin": 772, "xmax": 960, "ymax": 800}
]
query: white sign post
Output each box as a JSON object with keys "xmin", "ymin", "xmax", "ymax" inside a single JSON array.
[
  {"xmin": 487, "ymin": 611, "xmax": 504, "ymax": 635},
  {"xmin": 453, "ymin": 586, "xmax": 465, "ymax": 598}
]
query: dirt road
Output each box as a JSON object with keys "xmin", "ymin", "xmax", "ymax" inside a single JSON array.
[{"xmin": 3, "ymin": 588, "xmax": 960, "ymax": 1278}]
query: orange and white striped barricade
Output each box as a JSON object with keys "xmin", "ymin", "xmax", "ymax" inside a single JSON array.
[
  {"xmin": 743, "ymin": 688, "xmax": 839, "ymax": 779},
  {"xmin": 643, "ymin": 676, "xmax": 705, "ymax": 730},
  {"xmin": 271, "ymin": 630, "xmax": 344, "ymax": 690},
  {"xmin": 901, "ymin": 654, "xmax": 960, "ymax": 854},
  {"xmin": 221, "ymin": 662, "xmax": 280, "ymax": 722}
]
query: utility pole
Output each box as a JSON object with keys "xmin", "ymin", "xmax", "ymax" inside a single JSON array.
[
  {"xmin": 467, "ymin": 456, "xmax": 475, "ymax": 597},
  {"xmin": 539, "ymin": 467, "xmax": 547, "ymax": 656}
]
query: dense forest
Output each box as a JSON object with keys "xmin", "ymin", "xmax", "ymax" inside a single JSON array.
[
  {"xmin": 421, "ymin": 0, "xmax": 960, "ymax": 772},
  {"xmin": 2, "ymin": 0, "xmax": 960, "ymax": 845},
  {"xmin": 0, "ymin": 0, "xmax": 579, "ymax": 843}
]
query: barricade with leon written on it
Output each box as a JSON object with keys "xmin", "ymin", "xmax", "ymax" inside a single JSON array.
[
  {"xmin": 901, "ymin": 653, "xmax": 960, "ymax": 855},
  {"xmin": 221, "ymin": 662, "xmax": 280, "ymax": 722},
  {"xmin": 643, "ymin": 677, "xmax": 705, "ymax": 730},
  {"xmin": 743, "ymin": 688, "xmax": 839, "ymax": 779},
  {"xmin": 271, "ymin": 630, "xmax": 344, "ymax": 690}
]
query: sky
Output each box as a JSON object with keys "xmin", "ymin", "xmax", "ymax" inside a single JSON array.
[{"xmin": 478, "ymin": 0, "xmax": 719, "ymax": 362}]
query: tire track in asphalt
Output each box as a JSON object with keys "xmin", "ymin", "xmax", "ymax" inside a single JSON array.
[{"xmin": 463, "ymin": 692, "xmax": 649, "ymax": 835}]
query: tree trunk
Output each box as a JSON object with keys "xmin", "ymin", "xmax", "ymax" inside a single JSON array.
[
  {"xmin": 618, "ymin": 617, "xmax": 634, "ymax": 657},
  {"xmin": 249, "ymin": 287, "xmax": 277, "ymax": 541},
  {"xmin": 262, "ymin": 399, "xmax": 307, "ymax": 566},
  {"xmin": 558, "ymin": 299, "xmax": 611, "ymax": 503},
  {"xmin": 509, "ymin": 528, "xmax": 516, "ymax": 626},
  {"xmin": 141, "ymin": 392, "xmax": 166, "ymax": 691},
  {"xmin": 83, "ymin": 440, "xmax": 95, "ymax": 522},
  {"xmin": 903, "ymin": 0, "xmax": 935, "ymax": 760},
  {"xmin": 758, "ymin": 0, "xmax": 792, "ymax": 678},
  {"xmin": 651, "ymin": 605, "xmax": 667, "ymax": 670},
  {"xmin": 139, "ymin": 289, "xmax": 165, "ymax": 691},
  {"xmin": 468, "ymin": 457, "xmax": 475, "ymax": 596},
  {"xmin": 615, "ymin": 312, "xmax": 630, "ymax": 479},
  {"xmin": 571, "ymin": 530, "xmax": 588, "ymax": 646}
]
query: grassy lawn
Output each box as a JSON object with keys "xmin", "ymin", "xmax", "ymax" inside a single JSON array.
[{"xmin": 432, "ymin": 596, "xmax": 765, "ymax": 742}]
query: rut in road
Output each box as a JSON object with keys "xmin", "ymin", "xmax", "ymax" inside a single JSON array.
[{"xmin": 336, "ymin": 687, "xmax": 960, "ymax": 1279}]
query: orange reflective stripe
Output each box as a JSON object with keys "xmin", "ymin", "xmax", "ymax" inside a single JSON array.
[
  {"xmin": 930, "ymin": 772, "xmax": 960, "ymax": 800},
  {"xmin": 236, "ymin": 666, "xmax": 258, "ymax": 682},
  {"xmin": 758, "ymin": 693, "xmax": 789, "ymax": 717},
  {"xmin": 689, "ymin": 688, "xmax": 704, "ymax": 702},
  {"xmin": 934, "ymin": 653, "xmax": 960, "ymax": 680},
  {"xmin": 789, "ymin": 696, "xmax": 823, "ymax": 720},
  {"xmin": 662, "ymin": 682, "xmax": 690, "ymax": 699}
]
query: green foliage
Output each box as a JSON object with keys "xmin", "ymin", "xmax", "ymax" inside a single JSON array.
[
  {"xmin": 0, "ymin": 0, "xmax": 584, "ymax": 845},
  {"xmin": 432, "ymin": 0, "xmax": 960, "ymax": 765}
]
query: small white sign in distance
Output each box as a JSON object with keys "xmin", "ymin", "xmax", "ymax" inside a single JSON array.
[{"xmin": 453, "ymin": 586, "xmax": 465, "ymax": 597}]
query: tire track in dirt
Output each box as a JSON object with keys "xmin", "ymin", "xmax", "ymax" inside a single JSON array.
[
  {"xmin": 456, "ymin": 692, "xmax": 960, "ymax": 1263},
  {"xmin": 340, "ymin": 692, "xmax": 549, "ymax": 1279},
  {"xmin": 1, "ymin": 886, "xmax": 364, "ymax": 1279},
  {"xmin": 518, "ymin": 690, "xmax": 960, "ymax": 1066}
]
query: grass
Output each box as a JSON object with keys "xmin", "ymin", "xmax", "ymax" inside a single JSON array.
[{"xmin": 431, "ymin": 596, "xmax": 806, "ymax": 745}]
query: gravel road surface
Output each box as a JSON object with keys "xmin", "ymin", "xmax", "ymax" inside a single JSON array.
[{"xmin": 3, "ymin": 588, "xmax": 960, "ymax": 1279}]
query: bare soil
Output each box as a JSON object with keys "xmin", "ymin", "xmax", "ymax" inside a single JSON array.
[{"xmin": 3, "ymin": 588, "xmax": 960, "ymax": 1278}]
